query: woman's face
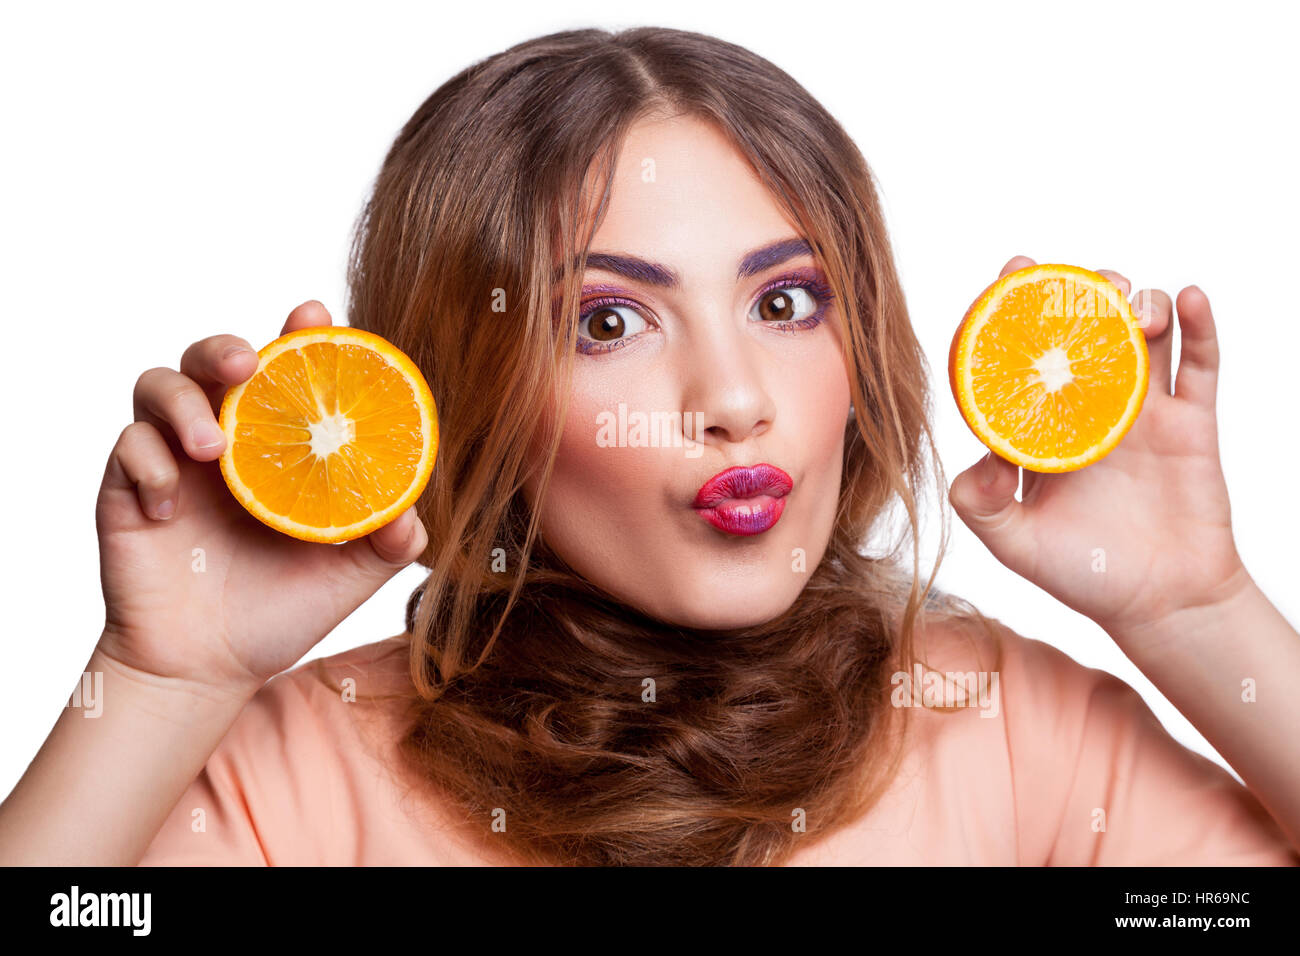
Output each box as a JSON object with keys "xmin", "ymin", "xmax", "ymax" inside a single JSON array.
[{"xmin": 523, "ymin": 113, "xmax": 852, "ymax": 630}]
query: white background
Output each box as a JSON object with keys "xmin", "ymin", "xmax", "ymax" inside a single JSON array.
[{"xmin": 3, "ymin": 0, "xmax": 1297, "ymax": 799}]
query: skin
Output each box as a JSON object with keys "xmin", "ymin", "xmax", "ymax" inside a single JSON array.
[
  {"xmin": 0, "ymin": 300, "xmax": 426, "ymax": 864},
  {"xmin": 950, "ymin": 257, "xmax": 1300, "ymax": 852},
  {"xmin": 2, "ymin": 116, "xmax": 1296, "ymax": 865},
  {"xmin": 522, "ymin": 113, "xmax": 852, "ymax": 630}
]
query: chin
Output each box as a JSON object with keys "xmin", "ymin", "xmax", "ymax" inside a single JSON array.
[{"xmin": 627, "ymin": 577, "xmax": 803, "ymax": 632}]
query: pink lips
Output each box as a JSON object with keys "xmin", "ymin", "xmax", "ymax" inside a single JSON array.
[{"xmin": 692, "ymin": 463, "xmax": 793, "ymax": 536}]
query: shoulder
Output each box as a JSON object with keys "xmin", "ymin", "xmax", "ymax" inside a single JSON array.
[
  {"xmin": 234, "ymin": 633, "xmax": 417, "ymax": 794},
  {"xmin": 139, "ymin": 635, "xmax": 419, "ymax": 866},
  {"xmin": 912, "ymin": 611, "xmax": 1297, "ymax": 865},
  {"xmin": 235, "ymin": 633, "xmax": 414, "ymax": 743},
  {"xmin": 912, "ymin": 608, "xmax": 1093, "ymax": 687},
  {"xmin": 818, "ymin": 614, "xmax": 1029, "ymax": 863},
  {"xmin": 278, "ymin": 633, "xmax": 415, "ymax": 706},
  {"xmin": 908, "ymin": 610, "xmax": 1137, "ymax": 741},
  {"xmin": 243, "ymin": 634, "xmax": 419, "ymax": 802}
]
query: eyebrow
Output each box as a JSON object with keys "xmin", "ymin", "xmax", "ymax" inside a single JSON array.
[{"xmin": 556, "ymin": 237, "xmax": 814, "ymax": 288}]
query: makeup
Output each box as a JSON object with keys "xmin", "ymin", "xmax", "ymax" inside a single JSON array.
[
  {"xmin": 572, "ymin": 268, "xmax": 836, "ymax": 355},
  {"xmin": 692, "ymin": 463, "xmax": 793, "ymax": 536},
  {"xmin": 524, "ymin": 113, "xmax": 852, "ymax": 629}
]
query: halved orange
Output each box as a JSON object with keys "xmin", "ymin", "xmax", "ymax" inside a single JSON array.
[
  {"xmin": 949, "ymin": 264, "xmax": 1148, "ymax": 473},
  {"xmin": 217, "ymin": 326, "xmax": 438, "ymax": 543}
]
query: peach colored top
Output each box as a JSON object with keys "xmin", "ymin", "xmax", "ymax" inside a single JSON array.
[{"xmin": 138, "ymin": 619, "xmax": 1299, "ymax": 866}]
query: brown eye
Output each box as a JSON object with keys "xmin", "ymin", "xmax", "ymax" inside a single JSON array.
[
  {"xmin": 587, "ymin": 307, "xmax": 624, "ymax": 341},
  {"xmin": 577, "ymin": 302, "xmax": 649, "ymax": 350},
  {"xmin": 752, "ymin": 286, "xmax": 816, "ymax": 323},
  {"xmin": 759, "ymin": 290, "xmax": 794, "ymax": 321}
]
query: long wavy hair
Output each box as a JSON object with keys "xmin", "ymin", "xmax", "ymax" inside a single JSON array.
[{"xmin": 329, "ymin": 25, "xmax": 1002, "ymax": 866}]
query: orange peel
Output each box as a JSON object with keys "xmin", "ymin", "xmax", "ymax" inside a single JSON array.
[
  {"xmin": 218, "ymin": 326, "xmax": 437, "ymax": 543},
  {"xmin": 949, "ymin": 263, "xmax": 1148, "ymax": 473}
]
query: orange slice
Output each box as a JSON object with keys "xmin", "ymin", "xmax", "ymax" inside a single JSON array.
[
  {"xmin": 217, "ymin": 326, "xmax": 438, "ymax": 543},
  {"xmin": 949, "ymin": 264, "xmax": 1149, "ymax": 473}
]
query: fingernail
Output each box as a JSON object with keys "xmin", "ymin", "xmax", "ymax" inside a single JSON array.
[
  {"xmin": 980, "ymin": 451, "xmax": 998, "ymax": 488},
  {"xmin": 221, "ymin": 345, "xmax": 255, "ymax": 360},
  {"xmin": 155, "ymin": 499, "xmax": 174, "ymax": 519},
  {"xmin": 194, "ymin": 422, "xmax": 225, "ymax": 449}
]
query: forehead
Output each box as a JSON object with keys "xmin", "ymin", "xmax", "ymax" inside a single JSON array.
[{"xmin": 587, "ymin": 114, "xmax": 803, "ymax": 270}]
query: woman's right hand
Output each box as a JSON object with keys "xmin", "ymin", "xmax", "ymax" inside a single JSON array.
[{"xmin": 95, "ymin": 300, "xmax": 429, "ymax": 696}]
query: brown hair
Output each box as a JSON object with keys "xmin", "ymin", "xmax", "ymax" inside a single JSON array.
[{"xmin": 334, "ymin": 25, "xmax": 1002, "ymax": 866}]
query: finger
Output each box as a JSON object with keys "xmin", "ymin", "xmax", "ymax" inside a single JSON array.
[
  {"xmin": 281, "ymin": 299, "xmax": 334, "ymax": 336},
  {"xmin": 334, "ymin": 506, "xmax": 428, "ymax": 583},
  {"xmin": 179, "ymin": 334, "xmax": 260, "ymax": 412},
  {"xmin": 132, "ymin": 366, "xmax": 227, "ymax": 461},
  {"xmin": 948, "ymin": 450, "xmax": 1036, "ymax": 577},
  {"xmin": 1131, "ymin": 288, "xmax": 1174, "ymax": 395},
  {"xmin": 100, "ymin": 421, "xmax": 182, "ymax": 522},
  {"xmin": 1173, "ymin": 285, "xmax": 1220, "ymax": 408},
  {"xmin": 999, "ymin": 255, "xmax": 1037, "ymax": 279},
  {"xmin": 365, "ymin": 506, "xmax": 429, "ymax": 565},
  {"xmin": 1021, "ymin": 466, "xmax": 1043, "ymax": 502},
  {"xmin": 1095, "ymin": 268, "xmax": 1131, "ymax": 298}
]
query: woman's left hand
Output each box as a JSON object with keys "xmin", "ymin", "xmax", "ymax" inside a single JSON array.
[{"xmin": 948, "ymin": 255, "xmax": 1252, "ymax": 646}]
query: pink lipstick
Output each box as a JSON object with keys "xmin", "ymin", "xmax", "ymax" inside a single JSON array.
[{"xmin": 692, "ymin": 463, "xmax": 793, "ymax": 536}]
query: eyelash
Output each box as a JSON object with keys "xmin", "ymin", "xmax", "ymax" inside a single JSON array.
[{"xmin": 575, "ymin": 271, "xmax": 837, "ymax": 355}]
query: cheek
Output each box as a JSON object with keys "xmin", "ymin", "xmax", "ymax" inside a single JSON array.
[
  {"xmin": 527, "ymin": 386, "xmax": 665, "ymax": 548},
  {"xmin": 784, "ymin": 340, "xmax": 852, "ymax": 459}
]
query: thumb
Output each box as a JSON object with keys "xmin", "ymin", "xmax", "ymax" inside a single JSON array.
[
  {"xmin": 948, "ymin": 450, "xmax": 1034, "ymax": 570},
  {"xmin": 337, "ymin": 505, "xmax": 428, "ymax": 580}
]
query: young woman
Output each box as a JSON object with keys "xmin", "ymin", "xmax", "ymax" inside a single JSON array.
[{"xmin": 3, "ymin": 26, "xmax": 1297, "ymax": 866}]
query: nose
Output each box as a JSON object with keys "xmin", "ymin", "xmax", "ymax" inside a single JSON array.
[{"xmin": 678, "ymin": 311, "xmax": 777, "ymax": 449}]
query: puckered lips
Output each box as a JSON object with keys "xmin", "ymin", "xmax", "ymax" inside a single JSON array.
[{"xmin": 692, "ymin": 463, "xmax": 793, "ymax": 536}]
